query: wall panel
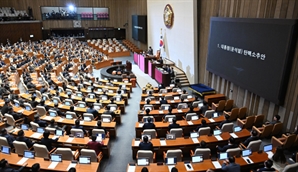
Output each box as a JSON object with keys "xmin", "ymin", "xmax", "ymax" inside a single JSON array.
[{"xmin": 198, "ymin": 0, "xmax": 298, "ymax": 131}]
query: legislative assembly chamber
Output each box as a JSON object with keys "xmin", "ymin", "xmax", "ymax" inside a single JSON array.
[{"xmin": 0, "ymin": 0, "xmax": 298, "ymax": 172}]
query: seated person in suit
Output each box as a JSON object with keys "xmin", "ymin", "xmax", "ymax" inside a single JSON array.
[
  {"xmin": 1, "ymin": 99, "xmax": 11, "ymax": 115},
  {"xmin": 141, "ymin": 167, "xmax": 149, "ymax": 172},
  {"xmin": 195, "ymin": 119, "xmax": 209, "ymax": 132},
  {"xmin": 87, "ymin": 135, "xmax": 103, "ymax": 155},
  {"xmin": 221, "ymin": 156, "xmax": 240, "ymax": 172},
  {"xmin": 142, "ymin": 118, "xmax": 155, "ymax": 129},
  {"xmin": 198, "ymin": 100, "xmax": 208, "ymax": 115},
  {"xmin": 0, "ymin": 159, "xmax": 27, "ymax": 172},
  {"xmin": 48, "ymin": 119, "xmax": 60, "ymax": 129},
  {"xmin": 160, "ymin": 97, "xmax": 167, "ymax": 104},
  {"xmin": 93, "ymin": 120, "xmax": 108, "ymax": 136},
  {"xmin": 16, "ymin": 130, "xmax": 34, "ymax": 148},
  {"xmin": 187, "ymin": 105, "xmax": 195, "ymax": 114},
  {"xmin": 217, "ymin": 137, "xmax": 238, "ymax": 152},
  {"xmin": 30, "ymin": 96, "xmax": 39, "ymax": 108},
  {"xmin": 103, "ymin": 106, "xmax": 116, "ymax": 119},
  {"xmin": 40, "ymin": 130, "xmax": 58, "ymax": 151},
  {"xmin": 50, "ymin": 103, "xmax": 65, "ymax": 117},
  {"xmin": 86, "ymin": 103, "xmax": 99, "ymax": 119},
  {"xmin": 257, "ymin": 159, "xmax": 276, "ymax": 172},
  {"xmin": 266, "ymin": 114, "xmax": 281, "ymax": 125},
  {"xmin": 31, "ymin": 163, "xmax": 40, "ymax": 172},
  {"xmin": 163, "ymin": 107, "xmax": 174, "ymax": 120},
  {"xmin": 242, "ymin": 130, "xmax": 259, "ymax": 147},
  {"xmin": 72, "ymin": 119, "xmax": 87, "ymax": 135},
  {"xmin": 139, "ymin": 136, "xmax": 153, "ymax": 150},
  {"xmin": 40, "ymin": 85, "xmax": 47, "ymax": 94},
  {"xmin": 218, "ymin": 115, "xmax": 231, "ymax": 129},
  {"xmin": 0, "ymin": 129, "xmax": 15, "ymax": 148},
  {"xmin": 168, "ymin": 118, "xmax": 181, "ymax": 131},
  {"xmin": 38, "ymin": 100, "xmax": 50, "ymax": 111},
  {"xmin": 34, "ymin": 114, "xmax": 48, "ymax": 127},
  {"xmin": 7, "ymin": 107, "xmax": 22, "ymax": 120}
]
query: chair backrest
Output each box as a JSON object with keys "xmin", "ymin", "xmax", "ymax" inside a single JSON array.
[
  {"xmin": 92, "ymin": 129, "xmax": 105, "ymax": 136},
  {"xmin": 260, "ymin": 125, "xmax": 273, "ymax": 138},
  {"xmin": 4, "ymin": 114, "xmax": 15, "ymax": 126},
  {"xmin": 143, "ymin": 129, "xmax": 157, "ymax": 139},
  {"xmin": 238, "ymin": 107, "xmax": 247, "ymax": 119},
  {"xmin": 42, "ymin": 94, "xmax": 49, "ymax": 100},
  {"xmin": 65, "ymin": 89, "xmax": 73, "ymax": 94},
  {"xmin": 204, "ymin": 110, "xmax": 215, "ymax": 119},
  {"xmin": 36, "ymin": 106, "xmax": 47, "ymax": 116},
  {"xmin": 83, "ymin": 113, "xmax": 94, "ymax": 120},
  {"xmin": 198, "ymin": 127, "xmax": 211, "ymax": 136},
  {"xmin": 221, "ymin": 123, "xmax": 234, "ymax": 133},
  {"xmin": 192, "ymin": 101, "xmax": 201, "ymax": 108},
  {"xmin": 52, "ymin": 97, "xmax": 61, "ymax": 103},
  {"xmin": 283, "ymin": 134, "xmax": 296, "ymax": 149},
  {"xmin": 48, "ymin": 110, "xmax": 58, "ymax": 117},
  {"xmin": 160, "ymin": 104, "xmax": 171, "ymax": 110},
  {"xmin": 166, "ymin": 149, "xmax": 182, "ymax": 162},
  {"xmin": 24, "ymin": 102, "xmax": 33, "ymax": 110},
  {"xmin": 254, "ymin": 114, "xmax": 265, "ymax": 127},
  {"xmin": 164, "ymin": 115, "xmax": 176, "ymax": 122},
  {"xmin": 81, "ymin": 149, "xmax": 98, "ymax": 162},
  {"xmin": 55, "ymin": 148, "xmax": 73, "ymax": 160},
  {"xmin": 170, "ymin": 128, "xmax": 183, "ymax": 137},
  {"xmin": 101, "ymin": 114, "xmax": 112, "ymax": 122},
  {"xmin": 45, "ymin": 127, "xmax": 56, "ymax": 134},
  {"xmin": 244, "ymin": 116, "xmax": 255, "ymax": 129},
  {"xmin": 185, "ymin": 113, "xmax": 198, "ymax": 121},
  {"xmin": 215, "ymin": 100, "xmax": 226, "ymax": 112},
  {"xmin": 77, "ymin": 101, "xmax": 86, "ymax": 108},
  {"xmin": 224, "ymin": 99, "xmax": 234, "ymax": 111},
  {"xmin": 137, "ymin": 150, "xmax": 154, "ymax": 163},
  {"xmin": 229, "ymin": 108, "xmax": 239, "ymax": 121},
  {"xmin": 177, "ymin": 103, "xmax": 188, "ymax": 109},
  {"xmin": 247, "ymin": 139, "xmax": 262, "ymax": 152},
  {"xmin": 226, "ymin": 148, "xmax": 241, "ymax": 157},
  {"xmin": 159, "ymin": 89, "xmax": 167, "ymax": 93},
  {"xmin": 65, "ymin": 111, "xmax": 77, "ymax": 119},
  {"xmin": 165, "ymin": 95, "xmax": 173, "ymax": 100},
  {"xmin": 180, "ymin": 94, "xmax": 188, "ymax": 100},
  {"xmin": 144, "ymin": 105, "xmax": 154, "ymax": 110},
  {"xmin": 0, "ymin": 136, "xmax": 9, "ymax": 147},
  {"xmin": 194, "ymin": 148, "xmax": 211, "ymax": 159},
  {"xmin": 35, "ymin": 90, "xmax": 42, "ymax": 98},
  {"xmin": 64, "ymin": 99, "xmax": 74, "ymax": 105},
  {"xmin": 142, "ymin": 116, "xmax": 155, "ymax": 122},
  {"xmin": 283, "ymin": 162, "xmax": 298, "ymax": 172},
  {"xmin": 13, "ymin": 141, "xmax": 29, "ymax": 155},
  {"xmin": 33, "ymin": 143, "xmax": 49, "ymax": 158},
  {"xmin": 93, "ymin": 103, "xmax": 102, "ymax": 110},
  {"xmin": 271, "ymin": 123, "xmax": 283, "ymax": 137},
  {"xmin": 70, "ymin": 128, "xmax": 84, "ymax": 136},
  {"xmin": 30, "ymin": 121, "xmax": 39, "ymax": 131}
]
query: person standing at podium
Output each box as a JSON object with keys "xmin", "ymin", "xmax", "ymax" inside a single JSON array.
[{"xmin": 147, "ymin": 46, "xmax": 153, "ymax": 55}]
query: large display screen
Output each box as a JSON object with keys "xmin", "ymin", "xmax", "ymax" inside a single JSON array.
[
  {"xmin": 206, "ymin": 17, "xmax": 297, "ymax": 104},
  {"xmin": 132, "ymin": 15, "xmax": 147, "ymax": 43}
]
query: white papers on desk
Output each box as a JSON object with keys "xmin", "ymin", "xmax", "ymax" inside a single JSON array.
[
  {"xmin": 18, "ymin": 109, "xmax": 24, "ymax": 113},
  {"xmin": 58, "ymin": 105, "xmax": 63, "ymax": 108},
  {"xmin": 184, "ymin": 163, "xmax": 194, "ymax": 171},
  {"xmin": 46, "ymin": 102, "xmax": 51, "ymax": 105},
  {"xmin": 171, "ymin": 100, "xmax": 175, "ymax": 103},
  {"xmin": 30, "ymin": 133, "xmax": 42, "ymax": 138},
  {"xmin": 0, "ymin": 102, "xmax": 5, "ymax": 105},
  {"xmin": 184, "ymin": 99, "xmax": 189, "ymax": 102},
  {"xmin": 66, "ymin": 138, "xmax": 74, "ymax": 142},
  {"xmin": 215, "ymin": 135, "xmax": 223, "ymax": 141},
  {"xmin": 17, "ymin": 157, "xmax": 28, "ymax": 165},
  {"xmin": 266, "ymin": 151, "xmax": 274, "ymax": 158},
  {"xmin": 48, "ymin": 162, "xmax": 59, "ymax": 169},
  {"xmin": 43, "ymin": 116, "xmax": 53, "ymax": 120},
  {"xmin": 192, "ymin": 138, "xmax": 199, "ymax": 143},
  {"xmin": 159, "ymin": 110, "xmax": 164, "ymax": 114},
  {"xmin": 138, "ymin": 123, "xmax": 144, "ymax": 127},
  {"xmin": 159, "ymin": 94, "xmax": 162, "ymax": 96},
  {"xmin": 242, "ymin": 156, "xmax": 254, "ymax": 164},
  {"xmin": 134, "ymin": 140, "xmax": 140, "ymax": 146},
  {"xmin": 58, "ymin": 117, "xmax": 64, "ymax": 122},
  {"xmin": 160, "ymin": 140, "xmax": 167, "ymax": 146},
  {"xmin": 52, "ymin": 136, "xmax": 59, "ymax": 140},
  {"xmin": 209, "ymin": 118, "xmax": 215, "ymax": 122},
  {"xmin": 67, "ymin": 163, "xmax": 77, "ymax": 170},
  {"xmin": 212, "ymin": 161, "xmax": 221, "ymax": 169},
  {"xmin": 168, "ymin": 165, "xmax": 175, "ymax": 172},
  {"xmin": 230, "ymin": 133, "xmax": 238, "ymax": 138},
  {"xmin": 127, "ymin": 165, "xmax": 136, "ymax": 172},
  {"xmin": 80, "ymin": 121, "xmax": 84, "ymax": 125},
  {"xmin": 187, "ymin": 121, "xmax": 193, "ymax": 125},
  {"xmin": 177, "ymin": 109, "xmax": 183, "ymax": 113},
  {"xmin": 155, "ymin": 101, "xmax": 160, "ymax": 104}
]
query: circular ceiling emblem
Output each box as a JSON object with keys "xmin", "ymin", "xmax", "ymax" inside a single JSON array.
[{"xmin": 163, "ymin": 4, "xmax": 174, "ymax": 28}]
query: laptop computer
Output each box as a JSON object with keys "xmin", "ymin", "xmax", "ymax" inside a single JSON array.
[
  {"xmin": 108, "ymin": 90, "xmax": 113, "ymax": 93},
  {"xmin": 141, "ymin": 134, "xmax": 151, "ymax": 141},
  {"xmin": 42, "ymin": 96, "xmax": 47, "ymax": 101},
  {"xmin": 110, "ymin": 107, "xmax": 116, "ymax": 111},
  {"xmin": 75, "ymin": 132, "xmax": 84, "ymax": 138},
  {"xmin": 166, "ymin": 134, "xmax": 176, "ymax": 140},
  {"xmin": 174, "ymin": 96, "xmax": 180, "ymax": 100},
  {"xmin": 24, "ymin": 150, "xmax": 35, "ymax": 159},
  {"xmin": 55, "ymin": 129, "xmax": 64, "ymax": 136},
  {"xmin": 79, "ymin": 104, "xmax": 86, "ymax": 108},
  {"xmin": 102, "ymin": 117, "xmax": 111, "ymax": 123},
  {"xmin": 164, "ymin": 106, "xmax": 169, "ymax": 110},
  {"xmin": 263, "ymin": 144, "xmax": 272, "ymax": 152},
  {"xmin": 83, "ymin": 116, "xmax": 91, "ymax": 122},
  {"xmin": 218, "ymin": 152, "xmax": 228, "ymax": 160},
  {"xmin": 79, "ymin": 156, "xmax": 91, "ymax": 164},
  {"xmin": 1, "ymin": 146, "xmax": 10, "ymax": 154},
  {"xmin": 65, "ymin": 101, "xmax": 71, "ymax": 106},
  {"xmin": 242, "ymin": 149, "xmax": 252, "ymax": 157},
  {"xmin": 116, "ymin": 97, "xmax": 121, "ymax": 102},
  {"xmin": 213, "ymin": 112, "xmax": 219, "ymax": 118},
  {"xmin": 89, "ymin": 95, "xmax": 94, "ymax": 99},
  {"xmin": 25, "ymin": 106, "xmax": 31, "ymax": 111},
  {"xmin": 198, "ymin": 103, "xmax": 203, "ymax": 108},
  {"xmin": 137, "ymin": 158, "xmax": 149, "ymax": 166},
  {"xmin": 234, "ymin": 126, "xmax": 242, "ymax": 132},
  {"xmin": 213, "ymin": 130, "xmax": 222, "ymax": 136},
  {"xmin": 21, "ymin": 124, "xmax": 29, "ymax": 130},
  {"xmin": 165, "ymin": 157, "xmax": 177, "ymax": 165},
  {"xmin": 15, "ymin": 102, "xmax": 19, "ymax": 107},
  {"xmin": 32, "ymin": 93, "xmax": 37, "ymax": 97},
  {"xmin": 168, "ymin": 117, "xmax": 173, "ymax": 123},
  {"xmin": 37, "ymin": 127, "xmax": 45, "ymax": 133},
  {"xmin": 97, "ymin": 88, "xmax": 103, "ymax": 92},
  {"xmin": 77, "ymin": 93, "xmax": 82, "ymax": 97},
  {"xmin": 49, "ymin": 112, "xmax": 57, "ymax": 117},
  {"xmin": 53, "ymin": 99, "xmax": 58, "ymax": 104},
  {"xmin": 65, "ymin": 114, "xmax": 73, "ymax": 119},
  {"xmin": 102, "ymin": 96, "xmax": 108, "ymax": 100},
  {"xmin": 190, "ymin": 132, "xmax": 199, "ymax": 138},
  {"xmin": 191, "ymin": 115, "xmax": 199, "ymax": 120},
  {"xmin": 51, "ymin": 154, "xmax": 62, "ymax": 162},
  {"xmin": 192, "ymin": 155, "xmax": 203, "ymax": 163}
]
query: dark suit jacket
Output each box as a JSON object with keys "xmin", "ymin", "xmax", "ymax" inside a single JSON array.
[
  {"xmin": 143, "ymin": 123, "xmax": 156, "ymax": 130},
  {"xmin": 257, "ymin": 167, "xmax": 276, "ymax": 172},
  {"xmin": 87, "ymin": 108, "xmax": 99, "ymax": 118},
  {"xmin": 222, "ymin": 162, "xmax": 241, "ymax": 172},
  {"xmin": 1, "ymin": 104, "xmax": 10, "ymax": 115},
  {"xmin": 219, "ymin": 119, "xmax": 231, "ymax": 128},
  {"xmin": 168, "ymin": 123, "xmax": 181, "ymax": 131},
  {"xmin": 30, "ymin": 100, "xmax": 39, "ymax": 108},
  {"xmin": 243, "ymin": 136, "xmax": 259, "ymax": 147},
  {"xmin": 195, "ymin": 123, "xmax": 209, "ymax": 132},
  {"xmin": 2, "ymin": 134, "xmax": 15, "ymax": 148},
  {"xmin": 16, "ymin": 136, "xmax": 34, "ymax": 148},
  {"xmin": 139, "ymin": 142, "xmax": 153, "ymax": 150},
  {"xmin": 34, "ymin": 119, "xmax": 48, "ymax": 127},
  {"xmin": 160, "ymin": 100, "xmax": 167, "ymax": 104},
  {"xmin": 218, "ymin": 144, "xmax": 238, "ymax": 152},
  {"xmin": 40, "ymin": 137, "xmax": 58, "ymax": 151},
  {"xmin": 72, "ymin": 126, "xmax": 87, "ymax": 135},
  {"xmin": 199, "ymin": 105, "xmax": 208, "ymax": 115},
  {"xmin": 50, "ymin": 107, "xmax": 64, "ymax": 116}
]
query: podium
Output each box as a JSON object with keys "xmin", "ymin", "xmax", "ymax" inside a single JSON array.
[
  {"xmin": 154, "ymin": 67, "xmax": 171, "ymax": 86},
  {"xmin": 148, "ymin": 61, "xmax": 161, "ymax": 79}
]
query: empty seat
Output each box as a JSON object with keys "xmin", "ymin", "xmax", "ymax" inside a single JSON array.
[
  {"xmin": 142, "ymin": 129, "xmax": 157, "ymax": 139},
  {"xmin": 221, "ymin": 123, "xmax": 234, "ymax": 133},
  {"xmin": 226, "ymin": 148, "xmax": 241, "ymax": 157},
  {"xmin": 212, "ymin": 100, "xmax": 226, "ymax": 112},
  {"xmin": 163, "ymin": 149, "xmax": 183, "ymax": 162},
  {"xmin": 271, "ymin": 134, "xmax": 296, "ymax": 149},
  {"xmin": 204, "ymin": 110, "xmax": 215, "ymax": 118},
  {"xmin": 13, "ymin": 141, "xmax": 30, "ymax": 155},
  {"xmin": 185, "ymin": 113, "xmax": 199, "ymax": 121},
  {"xmin": 33, "ymin": 143, "xmax": 55, "ymax": 158},
  {"xmin": 191, "ymin": 148, "xmax": 211, "ymax": 159},
  {"xmin": 170, "ymin": 128, "xmax": 183, "ymax": 137},
  {"xmin": 137, "ymin": 150, "xmax": 155, "ymax": 163},
  {"xmin": 54, "ymin": 148, "xmax": 79, "ymax": 160},
  {"xmin": 36, "ymin": 106, "xmax": 47, "ymax": 116},
  {"xmin": 237, "ymin": 116, "xmax": 254, "ymax": 129},
  {"xmin": 253, "ymin": 125, "xmax": 273, "ymax": 138},
  {"xmin": 198, "ymin": 127, "xmax": 211, "ymax": 136},
  {"xmin": 80, "ymin": 149, "xmax": 103, "ymax": 162}
]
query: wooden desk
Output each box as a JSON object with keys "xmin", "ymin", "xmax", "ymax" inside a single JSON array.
[
  {"xmin": 135, "ymin": 116, "xmax": 225, "ymax": 138},
  {"xmin": 137, "ymin": 108, "xmax": 201, "ymax": 121},
  {"xmin": 155, "ymin": 68, "xmax": 171, "ymax": 87},
  {"xmin": 204, "ymin": 94, "xmax": 226, "ymax": 106},
  {"xmin": 139, "ymin": 98, "xmax": 196, "ymax": 109},
  {"xmin": 0, "ymin": 152, "xmax": 99, "ymax": 172},
  {"xmin": 131, "ymin": 129, "xmax": 250, "ymax": 159},
  {"xmin": 0, "ymin": 100, "xmax": 36, "ymax": 120},
  {"xmin": 148, "ymin": 60, "xmax": 161, "ymax": 79},
  {"xmin": 12, "ymin": 129, "xmax": 111, "ymax": 158},
  {"xmin": 141, "ymin": 92, "xmax": 181, "ymax": 100},
  {"xmin": 40, "ymin": 115, "xmax": 117, "ymax": 138},
  {"xmin": 126, "ymin": 151, "xmax": 269, "ymax": 172}
]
